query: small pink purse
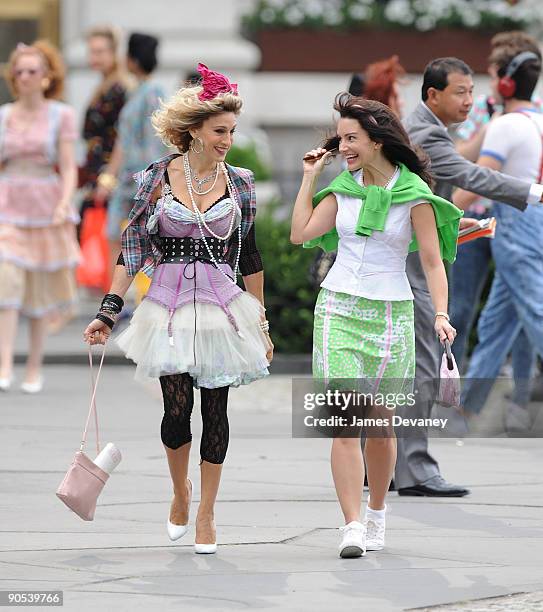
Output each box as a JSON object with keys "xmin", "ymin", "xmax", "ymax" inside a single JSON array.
[
  {"xmin": 56, "ymin": 347, "xmax": 108, "ymax": 521},
  {"xmin": 438, "ymin": 339, "xmax": 461, "ymax": 408}
]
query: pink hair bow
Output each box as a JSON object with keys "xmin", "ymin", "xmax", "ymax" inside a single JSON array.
[{"xmin": 197, "ymin": 62, "xmax": 238, "ymax": 101}]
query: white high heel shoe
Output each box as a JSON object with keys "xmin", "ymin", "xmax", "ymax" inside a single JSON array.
[
  {"xmin": 20, "ymin": 377, "xmax": 43, "ymax": 394},
  {"xmin": 194, "ymin": 541, "xmax": 217, "ymax": 554},
  {"xmin": 194, "ymin": 520, "xmax": 217, "ymax": 554},
  {"xmin": 167, "ymin": 478, "xmax": 192, "ymax": 541},
  {"xmin": 0, "ymin": 377, "xmax": 13, "ymax": 392}
]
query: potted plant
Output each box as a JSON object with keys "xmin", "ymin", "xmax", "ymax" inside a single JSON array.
[{"xmin": 242, "ymin": 0, "xmax": 537, "ymax": 73}]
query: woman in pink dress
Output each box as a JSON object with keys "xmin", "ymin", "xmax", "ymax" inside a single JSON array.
[{"xmin": 0, "ymin": 41, "xmax": 79, "ymax": 393}]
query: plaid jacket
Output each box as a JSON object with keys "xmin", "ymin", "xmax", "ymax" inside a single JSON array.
[{"xmin": 121, "ymin": 154, "xmax": 256, "ymax": 277}]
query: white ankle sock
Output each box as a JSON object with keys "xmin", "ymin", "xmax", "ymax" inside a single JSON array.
[{"xmin": 366, "ymin": 504, "xmax": 386, "ymax": 521}]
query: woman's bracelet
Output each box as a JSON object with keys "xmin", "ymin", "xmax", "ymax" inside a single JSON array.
[
  {"xmin": 100, "ymin": 293, "xmax": 124, "ymax": 315},
  {"xmin": 96, "ymin": 313, "xmax": 115, "ymax": 330},
  {"xmin": 435, "ymin": 312, "xmax": 450, "ymax": 321},
  {"xmin": 259, "ymin": 320, "xmax": 270, "ymax": 333},
  {"xmin": 97, "ymin": 172, "xmax": 118, "ymax": 191},
  {"xmin": 99, "ymin": 308, "xmax": 118, "ymax": 318}
]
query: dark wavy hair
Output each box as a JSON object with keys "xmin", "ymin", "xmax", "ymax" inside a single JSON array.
[
  {"xmin": 128, "ymin": 32, "xmax": 159, "ymax": 74},
  {"xmin": 324, "ymin": 92, "xmax": 434, "ymax": 188}
]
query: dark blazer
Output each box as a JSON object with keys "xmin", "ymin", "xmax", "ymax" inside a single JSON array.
[{"xmin": 403, "ymin": 102, "xmax": 533, "ymax": 289}]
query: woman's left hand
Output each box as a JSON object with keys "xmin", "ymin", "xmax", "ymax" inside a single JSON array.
[
  {"xmin": 265, "ymin": 333, "xmax": 274, "ymax": 363},
  {"xmin": 458, "ymin": 217, "xmax": 480, "ymax": 231},
  {"xmin": 52, "ymin": 199, "xmax": 72, "ymax": 224},
  {"xmin": 435, "ymin": 316, "xmax": 456, "ymax": 345}
]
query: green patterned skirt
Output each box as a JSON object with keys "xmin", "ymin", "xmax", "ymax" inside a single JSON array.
[{"xmin": 313, "ymin": 288, "xmax": 415, "ymax": 395}]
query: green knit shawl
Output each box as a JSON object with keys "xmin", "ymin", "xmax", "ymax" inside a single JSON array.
[{"xmin": 303, "ymin": 163, "xmax": 462, "ymax": 263}]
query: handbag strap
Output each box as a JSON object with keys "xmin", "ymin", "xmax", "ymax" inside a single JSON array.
[
  {"xmin": 444, "ymin": 339, "xmax": 454, "ymax": 371},
  {"xmin": 80, "ymin": 345, "xmax": 106, "ymax": 454}
]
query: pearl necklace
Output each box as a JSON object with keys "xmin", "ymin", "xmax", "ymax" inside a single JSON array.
[
  {"xmin": 182, "ymin": 153, "xmax": 242, "ymax": 282},
  {"xmin": 360, "ymin": 166, "xmax": 398, "ymax": 189}
]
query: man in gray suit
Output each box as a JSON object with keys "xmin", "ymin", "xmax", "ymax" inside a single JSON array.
[{"xmin": 396, "ymin": 57, "xmax": 543, "ymax": 496}]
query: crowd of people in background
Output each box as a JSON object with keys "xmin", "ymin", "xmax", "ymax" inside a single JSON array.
[
  {"xmin": 0, "ymin": 28, "xmax": 167, "ymax": 391},
  {"xmin": 0, "ymin": 29, "xmax": 541, "ymax": 422},
  {"xmin": 0, "ymin": 27, "xmax": 541, "ymax": 424},
  {"xmin": 0, "ymin": 22, "xmax": 542, "ymax": 558}
]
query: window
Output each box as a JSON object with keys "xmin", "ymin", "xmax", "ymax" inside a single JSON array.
[{"xmin": 0, "ymin": 0, "xmax": 59, "ymax": 104}]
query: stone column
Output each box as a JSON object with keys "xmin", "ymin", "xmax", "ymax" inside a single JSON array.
[{"xmin": 61, "ymin": 0, "xmax": 260, "ymax": 129}]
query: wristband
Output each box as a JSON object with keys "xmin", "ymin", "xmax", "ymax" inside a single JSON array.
[
  {"xmin": 96, "ymin": 313, "xmax": 115, "ymax": 330},
  {"xmin": 435, "ymin": 312, "xmax": 450, "ymax": 321},
  {"xmin": 100, "ymin": 293, "xmax": 124, "ymax": 314},
  {"xmin": 100, "ymin": 308, "xmax": 118, "ymax": 318}
]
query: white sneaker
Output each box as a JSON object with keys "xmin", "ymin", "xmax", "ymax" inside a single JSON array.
[
  {"xmin": 364, "ymin": 515, "xmax": 386, "ymax": 551},
  {"xmin": 504, "ymin": 403, "xmax": 532, "ymax": 434},
  {"xmin": 338, "ymin": 521, "xmax": 366, "ymax": 558}
]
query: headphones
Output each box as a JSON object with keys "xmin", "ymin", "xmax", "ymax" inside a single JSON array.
[{"xmin": 497, "ymin": 51, "xmax": 540, "ymax": 99}]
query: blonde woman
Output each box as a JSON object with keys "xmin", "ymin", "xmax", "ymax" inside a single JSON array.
[
  {"xmin": 0, "ymin": 41, "xmax": 79, "ymax": 393},
  {"xmin": 84, "ymin": 64, "xmax": 273, "ymax": 554}
]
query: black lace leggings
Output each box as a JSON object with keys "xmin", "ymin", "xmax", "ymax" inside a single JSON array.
[{"xmin": 159, "ymin": 373, "xmax": 230, "ymax": 464}]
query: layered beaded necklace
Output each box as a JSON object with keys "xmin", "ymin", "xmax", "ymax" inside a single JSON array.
[
  {"xmin": 189, "ymin": 163, "xmax": 220, "ymax": 194},
  {"xmin": 182, "ymin": 153, "xmax": 242, "ymax": 281}
]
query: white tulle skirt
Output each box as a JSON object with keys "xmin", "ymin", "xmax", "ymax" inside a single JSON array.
[{"xmin": 115, "ymin": 293, "xmax": 270, "ymax": 388}]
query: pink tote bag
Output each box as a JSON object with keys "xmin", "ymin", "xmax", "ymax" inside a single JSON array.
[
  {"xmin": 438, "ymin": 339, "xmax": 461, "ymax": 408},
  {"xmin": 56, "ymin": 347, "xmax": 109, "ymax": 521}
]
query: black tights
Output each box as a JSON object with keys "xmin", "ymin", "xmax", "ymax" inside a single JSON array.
[{"xmin": 159, "ymin": 373, "xmax": 230, "ymax": 464}]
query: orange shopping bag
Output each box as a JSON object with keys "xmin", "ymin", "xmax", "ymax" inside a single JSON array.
[{"xmin": 76, "ymin": 199, "xmax": 111, "ymax": 293}]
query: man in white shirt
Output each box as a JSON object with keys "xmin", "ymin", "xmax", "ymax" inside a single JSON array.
[
  {"xmin": 451, "ymin": 31, "xmax": 542, "ymax": 375},
  {"xmin": 454, "ymin": 47, "xmax": 543, "ymax": 432},
  {"xmin": 398, "ymin": 57, "xmax": 543, "ymax": 497}
]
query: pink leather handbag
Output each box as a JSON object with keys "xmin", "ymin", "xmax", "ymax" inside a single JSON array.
[
  {"xmin": 56, "ymin": 347, "xmax": 108, "ymax": 521},
  {"xmin": 438, "ymin": 339, "xmax": 461, "ymax": 408}
]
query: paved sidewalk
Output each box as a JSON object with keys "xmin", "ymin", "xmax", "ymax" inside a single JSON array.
[
  {"xmin": 418, "ymin": 590, "xmax": 543, "ymax": 611},
  {"xmin": 1, "ymin": 365, "xmax": 543, "ymax": 611}
]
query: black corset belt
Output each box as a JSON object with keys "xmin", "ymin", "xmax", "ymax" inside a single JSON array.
[{"xmin": 159, "ymin": 236, "xmax": 228, "ymax": 264}]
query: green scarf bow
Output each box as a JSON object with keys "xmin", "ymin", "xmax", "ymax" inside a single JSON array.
[{"xmin": 303, "ymin": 163, "xmax": 462, "ymax": 263}]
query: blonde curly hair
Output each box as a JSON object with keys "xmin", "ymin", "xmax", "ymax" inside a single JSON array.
[
  {"xmin": 152, "ymin": 84, "xmax": 243, "ymax": 152},
  {"xmin": 4, "ymin": 40, "xmax": 65, "ymax": 100}
]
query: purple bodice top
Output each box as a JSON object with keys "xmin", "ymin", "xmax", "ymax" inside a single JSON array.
[{"xmin": 144, "ymin": 180, "xmax": 244, "ymax": 342}]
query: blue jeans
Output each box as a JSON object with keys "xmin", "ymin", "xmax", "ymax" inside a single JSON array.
[
  {"xmin": 449, "ymin": 211, "xmax": 492, "ymax": 370},
  {"xmin": 461, "ymin": 203, "xmax": 542, "ymax": 413},
  {"xmin": 450, "ymin": 211, "xmax": 535, "ymax": 404}
]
